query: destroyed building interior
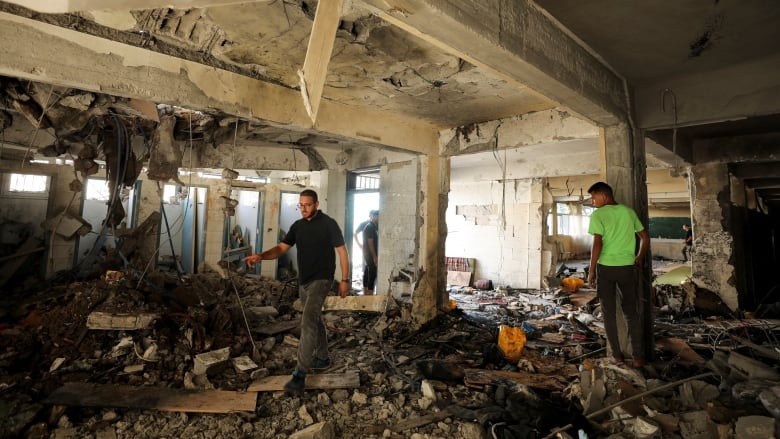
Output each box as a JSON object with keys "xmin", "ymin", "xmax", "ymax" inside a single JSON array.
[{"xmin": 1, "ymin": 0, "xmax": 780, "ymax": 438}]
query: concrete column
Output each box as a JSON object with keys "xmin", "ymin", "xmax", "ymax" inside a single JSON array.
[
  {"xmin": 602, "ymin": 123, "xmax": 652, "ymax": 360},
  {"xmin": 689, "ymin": 162, "xmax": 738, "ymax": 310},
  {"xmin": 413, "ymin": 154, "xmax": 450, "ymax": 324}
]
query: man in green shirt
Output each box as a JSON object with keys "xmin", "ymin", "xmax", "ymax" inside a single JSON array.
[{"xmin": 587, "ymin": 182, "xmax": 650, "ymax": 367}]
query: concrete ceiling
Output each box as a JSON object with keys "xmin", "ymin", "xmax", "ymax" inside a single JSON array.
[{"xmin": 0, "ymin": 0, "xmax": 778, "ymax": 202}]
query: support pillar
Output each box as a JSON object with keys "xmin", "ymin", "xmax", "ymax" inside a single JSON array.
[
  {"xmin": 412, "ymin": 154, "xmax": 450, "ymax": 324},
  {"xmin": 602, "ymin": 123, "xmax": 652, "ymax": 360},
  {"xmin": 689, "ymin": 162, "xmax": 738, "ymax": 310}
]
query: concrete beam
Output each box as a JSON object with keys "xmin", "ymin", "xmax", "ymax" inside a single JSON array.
[
  {"xmin": 440, "ymin": 109, "xmax": 597, "ymax": 156},
  {"xmin": 0, "ymin": 12, "xmax": 438, "ymax": 154},
  {"xmin": 3, "ymin": 0, "xmax": 271, "ymax": 13},
  {"xmin": 362, "ymin": 0, "xmax": 627, "ymax": 126},
  {"xmin": 636, "ymin": 54, "xmax": 780, "ymax": 130},
  {"xmin": 731, "ymin": 162, "xmax": 780, "ymax": 179},
  {"xmin": 299, "ymin": 0, "xmax": 343, "ymax": 123},
  {"xmin": 693, "ymin": 133, "xmax": 780, "ymax": 164}
]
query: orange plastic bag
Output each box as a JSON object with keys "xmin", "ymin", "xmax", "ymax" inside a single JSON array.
[
  {"xmin": 497, "ymin": 324, "xmax": 526, "ymax": 362},
  {"xmin": 562, "ymin": 276, "xmax": 585, "ymax": 292}
]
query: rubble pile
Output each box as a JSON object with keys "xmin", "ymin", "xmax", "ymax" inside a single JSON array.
[{"xmin": 0, "ymin": 266, "xmax": 778, "ymax": 438}]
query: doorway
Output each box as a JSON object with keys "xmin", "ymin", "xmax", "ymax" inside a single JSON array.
[
  {"xmin": 223, "ymin": 188, "xmax": 264, "ymax": 275},
  {"xmin": 76, "ymin": 177, "xmax": 138, "ymax": 266},
  {"xmin": 158, "ymin": 184, "xmax": 207, "ymax": 274},
  {"xmin": 346, "ymin": 170, "xmax": 380, "ymax": 291}
]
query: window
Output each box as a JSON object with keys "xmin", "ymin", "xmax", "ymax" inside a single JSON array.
[
  {"xmin": 9, "ymin": 174, "xmax": 48, "ymax": 193},
  {"xmin": 556, "ymin": 202, "xmax": 593, "ymax": 236},
  {"xmin": 84, "ymin": 179, "xmax": 111, "ymax": 201}
]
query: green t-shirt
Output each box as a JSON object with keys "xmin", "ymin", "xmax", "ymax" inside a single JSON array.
[{"xmin": 588, "ymin": 204, "xmax": 644, "ymax": 266}]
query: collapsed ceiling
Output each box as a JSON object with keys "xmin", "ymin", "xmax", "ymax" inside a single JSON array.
[{"xmin": 0, "ymin": 0, "xmax": 778, "ymax": 204}]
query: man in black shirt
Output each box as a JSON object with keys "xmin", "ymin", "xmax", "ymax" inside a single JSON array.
[
  {"xmin": 244, "ymin": 189, "xmax": 349, "ymax": 393},
  {"xmin": 362, "ymin": 210, "xmax": 379, "ymax": 295}
]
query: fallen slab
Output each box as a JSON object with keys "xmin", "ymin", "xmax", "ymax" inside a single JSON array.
[
  {"xmin": 44, "ymin": 382, "xmax": 256, "ymax": 413},
  {"xmin": 253, "ymin": 319, "xmax": 299, "ymax": 336},
  {"xmin": 294, "ymin": 296, "xmax": 389, "ymax": 313},
  {"xmin": 248, "ymin": 371, "xmax": 359, "ymax": 392},
  {"xmin": 86, "ymin": 312, "xmax": 159, "ymax": 330}
]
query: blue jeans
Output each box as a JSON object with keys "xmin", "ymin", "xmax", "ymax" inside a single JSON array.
[{"xmin": 296, "ymin": 279, "xmax": 331, "ymax": 374}]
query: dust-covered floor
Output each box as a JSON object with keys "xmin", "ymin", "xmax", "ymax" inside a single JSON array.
[{"xmin": 1, "ymin": 265, "xmax": 779, "ymax": 438}]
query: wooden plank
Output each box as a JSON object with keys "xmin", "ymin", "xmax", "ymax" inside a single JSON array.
[
  {"xmin": 323, "ymin": 295, "xmax": 387, "ymax": 312},
  {"xmin": 464, "ymin": 368, "xmax": 568, "ymax": 392},
  {"xmin": 656, "ymin": 337, "xmax": 706, "ymax": 365},
  {"xmin": 86, "ymin": 312, "xmax": 159, "ymax": 330},
  {"xmin": 44, "ymin": 382, "xmax": 256, "ymax": 413},
  {"xmin": 253, "ymin": 319, "xmax": 299, "ymax": 336},
  {"xmin": 299, "ymin": 0, "xmax": 344, "ymax": 122},
  {"xmin": 248, "ymin": 372, "xmax": 359, "ymax": 392},
  {"xmin": 391, "ymin": 409, "xmax": 452, "ymax": 433},
  {"xmin": 568, "ymin": 291, "xmax": 598, "ymax": 307}
]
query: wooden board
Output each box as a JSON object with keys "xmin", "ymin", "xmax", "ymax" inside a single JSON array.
[
  {"xmin": 253, "ymin": 319, "xmax": 299, "ymax": 336},
  {"xmin": 656, "ymin": 337, "xmax": 706, "ymax": 365},
  {"xmin": 86, "ymin": 312, "xmax": 159, "ymax": 330},
  {"xmin": 248, "ymin": 372, "xmax": 359, "ymax": 392},
  {"xmin": 568, "ymin": 291, "xmax": 598, "ymax": 307},
  {"xmin": 44, "ymin": 382, "xmax": 256, "ymax": 413},
  {"xmin": 464, "ymin": 368, "xmax": 568, "ymax": 392},
  {"xmin": 323, "ymin": 295, "xmax": 388, "ymax": 312}
]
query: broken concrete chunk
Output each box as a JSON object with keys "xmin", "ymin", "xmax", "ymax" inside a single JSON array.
[
  {"xmin": 727, "ymin": 351, "xmax": 780, "ymax": 381},
  {"xmin": 758, "ymin": 386, "xmax": 780, "ymax": 419},
  {"xmin": 420, "ymin": 380, "xmax": 437, "ymax": 401},
  {"xmin": 123, "ymin": 364, "xmax": 144, "ymax": 374},
  {"xmin": 735, "ymin": 415, "xmax": 775, "ymax": 438},
  {"xmin": 50, "ymin": 357, "xmax": 66, "ymax": 372},
  {"xmin": 87, "ymin": 312, "xmax": 159, "ymax": 330},
  {"xmin": 283, "ymin": 335, "xmax": 300, "ymax": 347},
  {"xmin": 631, "ymin": 416, "xmax": 661, "ymax": 439},
  {"xmin": 248, "ymin": 306, "xmax": 279, "ymax": 318},
  {"xmin": 289, "ymin": 421, "xmax": 335, "ymax": 439},
  {"xmin": 193, "ymin": 347, "xmax": 230, "ymax": 376},
  {"xmin": 680, "ymin": 380, "xmax": 720, "ymax": 410},
  {"xmin": 231, "ymin": 355, "xmax": 258, "ymax": 373},
  {"xmin": 679, "ymin": 411, "xmax": 716, "ymax": 439}
]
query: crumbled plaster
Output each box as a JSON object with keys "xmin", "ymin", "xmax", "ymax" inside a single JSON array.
[{"xmin": 693, "ymin": 230, "xmax": 737, "ymax": 310}]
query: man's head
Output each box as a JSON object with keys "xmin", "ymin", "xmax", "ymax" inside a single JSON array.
[
  {"xmin": 369, "ymin": 210, "xmax": 379, "ymax": 223},
  {"xmin": 298, "ymin": 189, "xmax": 319, "ymax": 220},
  {"xmin": 683, "ymin": 224, "xmax": 690, "ymax": 231},
  {"xmin": 587, "ymin": 181, "xmax": 614, "ymax": 208}
]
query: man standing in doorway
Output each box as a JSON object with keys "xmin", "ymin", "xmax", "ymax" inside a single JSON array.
[
  {"xmin": 682, "ymin": 224, "xmax": 693, "ymax": 263},
  {"xmin": 243, "ymin": 189, "xmax": 350, "ymax": 393},
  {"xmin": 362, "ymin": 210, "xmax": 379, "ymax": 295},
  {"xmin": 353, "ymin": 210, "xmax": 378, "ymax": 251},
  {"xmin": 587, "ymin": 182, "xmax": 650, "ymax": 368}
]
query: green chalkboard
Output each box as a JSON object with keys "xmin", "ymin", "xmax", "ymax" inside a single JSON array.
[{"xmin": 648, "ymin": 217, "xmax": 690, "ymax": 239}]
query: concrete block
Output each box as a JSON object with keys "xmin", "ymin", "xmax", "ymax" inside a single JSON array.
[
  {"xmin": 231, "ymin": 355, "xmax": 258, "ymax": 373},
  {"xmin": 193, "ymin": 347, "xmax": 230, "ymax": 376},
  {"xmin": 289, "ymin": 421, "xmax": 335, "ymax": 439},
  {"xmin": 728, "ymin": 351, "xmax": 780, "ymax": 381},
  {"xmin": 735, "ymin": 415, "xmax": 775, "ymax": 439}
]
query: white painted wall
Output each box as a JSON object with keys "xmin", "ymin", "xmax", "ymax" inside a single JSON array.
[{"xmin": 447, "ymin": 178, "xmax": 543, "ymax": 289}]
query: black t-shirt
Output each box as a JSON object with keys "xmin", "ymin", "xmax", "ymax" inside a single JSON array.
[
  {"xmin": 282, "ymin": 210, "xmax": 345, "ymax": 283},
  {"xmin": 685, "ymin": 229, "xmax": 693, "ymax": 245},
  {"xmin": 362, "ymin": 221, "xmax": 378, "ymax": 263}
]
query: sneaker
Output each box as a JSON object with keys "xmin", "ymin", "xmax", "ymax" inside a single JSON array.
[
  {"xmin": 311, "ymin": 358, "xmax": 331, "ymax": 370},
  {"xmin": 283, "ymin": 370, "xmax": 306, "ymax": 394}
]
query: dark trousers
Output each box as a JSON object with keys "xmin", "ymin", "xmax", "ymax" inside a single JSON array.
[
  {"xmin": 363, "ymin": 262, "xmax": 377, "ymax": 291},
  {"xmin": 297, "ymin": 279, "xmax": 330, "ymax": 373},
  {"xmin": 596, "ymin": 264, "xmax": 644, "ymax": 359},
  {"xmin": 682, "ymin": 244, "xmax": 692, "ymax": 261}
]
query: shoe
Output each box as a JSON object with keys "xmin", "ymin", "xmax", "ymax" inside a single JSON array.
[
  {"xmin": 632, "ymin": 358, "xmax": 647, "ymax": 367},
  {"xmin": 311, "ymin": 358, "xmax": 331, "ymax": 370},
  {"xmin": 283, "ymin": 370, "xmax": 306, "ymax": 394},
  {"xmin": 610, "ymin": 355, "xmax": 624, "ymax": 366}
]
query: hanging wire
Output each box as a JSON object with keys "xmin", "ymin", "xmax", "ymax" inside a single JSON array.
[{"xmin": 21, "ymin": 85, "xmax": 56, "ymax": 167}]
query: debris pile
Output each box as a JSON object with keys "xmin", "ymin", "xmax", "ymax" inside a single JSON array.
[{"xmin": 0, "ymin": 265, "xmax": 778, "ymax": 438}]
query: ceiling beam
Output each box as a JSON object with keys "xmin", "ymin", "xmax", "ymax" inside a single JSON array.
[
  {"xmin": 692, "ymin": 133, "xmax": 780, "ymax": 164},
  {"xmin": 3, "ymin": 0, "xmax": 272, "ymax": 13},
  {"xmin": 731, "ymin": 162, "xmax": 780, "ymax": 179},
  {"xmin": 742, "ymin": 178, "xmax": 780, "ymax": 190},
  {"xmin": 635, "ymin": 54, "xmax": 780, "ymax": 130},
  {"xmin": 299, "ymin": 0, "xmax": 343, "ymax": 124},
  {"xmin": 0, "ymin": 12, "xmax": 437, "ymax": 154},
  {"xmin": 361, "ymin": 0, "xmax": 627, "ymax": 126}
]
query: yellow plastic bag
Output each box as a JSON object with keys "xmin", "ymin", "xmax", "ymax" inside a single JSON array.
[{"xmin": 497, "ymin": 324, "xmax": 526, "ymax": 362}]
